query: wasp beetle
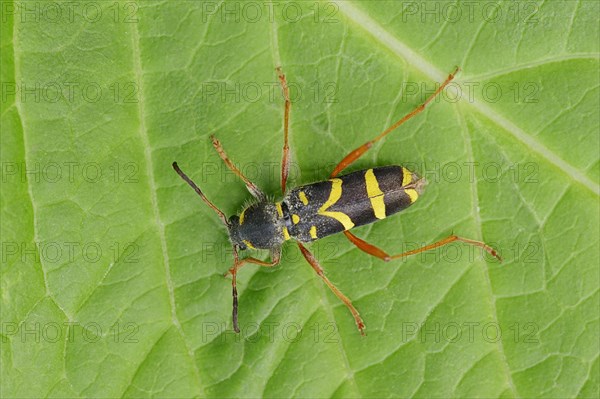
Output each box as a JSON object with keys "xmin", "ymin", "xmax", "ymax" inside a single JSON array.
[{"xmin": 173, "ymin": 67, "xmax": 501, "ymax": 335}]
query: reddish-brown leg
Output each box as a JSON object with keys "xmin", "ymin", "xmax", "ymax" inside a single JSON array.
[
  {"xmin": 330, "ymin": 67, "xmax": 460, "ymax": 178},
  {"xmin": 229, "ymin": 248, "xmax": 281, "ymax": 333},
  {"xmin": 344, "ymin": 231, "xmax": 502, "ymax": 262},
  {"xmin": 276, "ymin": 67, "xmax": 291, "ymax": 194},
  {"xmin": 297, "ymin": 242, "xmax": 366, "ymax": 335},
  {"xmin": 210, "ymin": 135, "xmax": 266, "ymax": 201},
  {"xmin": 224, "ymin": 248, "xmax": 281, "ymax": 277}
]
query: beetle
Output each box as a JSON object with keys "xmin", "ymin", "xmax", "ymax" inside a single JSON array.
[{"xmin": 173, "ymin": 67, "xmax": 501, "ymax": 335}]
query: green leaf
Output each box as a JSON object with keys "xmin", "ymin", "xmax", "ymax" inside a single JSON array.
[{"xmin": 2, "ymin": 1, "xmax": 598, "ymax": 397}]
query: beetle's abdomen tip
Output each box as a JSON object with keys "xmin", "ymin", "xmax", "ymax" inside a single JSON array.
[{"xmin": 413, "ymin": 175, "xmax": 427, "ymax": 195}]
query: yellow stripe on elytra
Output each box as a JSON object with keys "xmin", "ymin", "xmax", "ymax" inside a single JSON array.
[
  {"xmin": 239, "ymin": 209, "xmax": 246, "ymax": 225},
  {"xmin": 401, "ymin": 167, "xmax": 419, "ymax": 203},
  {"xmin": 292, "ymin": 214, "xmax": 300, "ymax": 224},
  {"xmin": 365, "ymin": 169, "xmax": 386, "ymax": 219},
  {"xmin": 277, "ymin": 202, "xmax": 292, "ymax": 240},
  {"xmin": 299, "ymin": 191, "xmax": 309, "ymax": 205},
  {"xmin": 401, "ymin": 167, "xmax": 413, "ymax": 187},
  {"xmin": 309, "ymin": 226, "xmax": 318, "ymax": 239},
  {"xmin": 405, "ymin": 189, "xmax": 419, "ymax": 203},
  {"xmin": 243, "ymin": 240, "xmax": 255, "ymax": 249},
  {"xmin": 318, "ymin": 178, "xmax": 355, "ymax": 230}
]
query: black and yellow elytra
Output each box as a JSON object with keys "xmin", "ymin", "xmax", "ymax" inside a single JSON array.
[{"xmin": 228, "ymin": 166, "xmax": 425, "ymax": 250}]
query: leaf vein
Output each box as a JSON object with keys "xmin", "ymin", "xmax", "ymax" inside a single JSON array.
[{"xmin": 129, "ymin": 17, "xmax": 204, "ymax": 396}]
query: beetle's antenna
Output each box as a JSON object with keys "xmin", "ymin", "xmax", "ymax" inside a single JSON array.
[
  {"xmin": 172, "ymin": 162, "xmax": 229, "ymax": 227},
  {"xmin": 231, "ymin": 247, "xmax": 241, "ymax": 333}
]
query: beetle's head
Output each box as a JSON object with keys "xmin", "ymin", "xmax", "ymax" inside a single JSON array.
[{"xmin": 226, "ymin": 215, "xmax": 245, "ymax": 249}]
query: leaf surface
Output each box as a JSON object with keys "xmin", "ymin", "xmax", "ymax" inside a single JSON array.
[{"xmin": 2, "ymin": 1, "xmax": 598, "ymax": 398}]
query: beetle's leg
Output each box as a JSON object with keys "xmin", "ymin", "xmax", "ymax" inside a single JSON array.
[
  {"xmin": 330, "ymin": 67, "xmax": 459, "ymax": 178},
  {"xmin": 276, "ymin": 67, "xmax": 291, "ymax": 194},
  {"xmin": 297, "ymin": 242, "xmax": 366, "ymax": 336},
  {"xmin": 343, "ymin": 231, "xmax": 391, "ymax": 261},
  {"xmin": 229, "ymin": 247, "xmax": 281, "ymax": 333},
  {"xmin": 343, "ymin": 231, "xmax": 502, "ymax": 262},
  {"xmin": 224, "ymin": 248, "xmax": 281, "ymax": 277},
  {"xmin": 211, "ymin": 135, "xmax": 266, "ymax": 201}
]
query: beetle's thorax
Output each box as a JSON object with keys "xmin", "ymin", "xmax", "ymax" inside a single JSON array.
[{"xmin": 228, "ymin": 202, "xmax": 288, "ymax": 250}]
